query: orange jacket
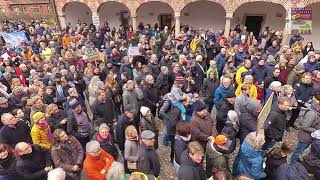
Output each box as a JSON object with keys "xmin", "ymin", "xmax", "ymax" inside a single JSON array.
[
  {"xmin": 62, "ymin": 36, "xmax": 71, "ymax": 47},
  {"xmin": 83, "ymin": 148, "xmax": 114, "ymax": 180}
]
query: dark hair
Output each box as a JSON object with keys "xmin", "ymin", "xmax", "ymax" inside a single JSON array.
[
  {"xmin": 176, "ymin": 122, "xmax": 191, "ymax": 137},
  {"xmin": 280, "ymin": 141, "xmax": 293, "ymax": 154},
  {"xmin": 0, "ymin": 143, "xmax": 11, "ymax": 154}
]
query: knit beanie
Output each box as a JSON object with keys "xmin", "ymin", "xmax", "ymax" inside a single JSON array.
[
  {"xmin": 140, "ymin": 106, "xmax": 150, "ymax": 117},
  {"xmin": 33, "ymin": 112, "xmax": 45, "ymax": 123}
]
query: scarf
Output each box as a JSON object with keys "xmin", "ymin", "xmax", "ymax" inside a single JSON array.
[
  {"xmin": 96, "ymin": 133, "xmax": 111, "ymax": 142},
  {"xmin": 36, "ymin": 122, "xmax": 53, "ymax": 141}
]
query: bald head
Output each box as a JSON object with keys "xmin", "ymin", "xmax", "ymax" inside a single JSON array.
[
  {"xmin": 1, "ymin": 113, "xmax": 17, "ymax": 126},
  {"xmin": 15, "ymin": 142, "xmax": 32, "ymax": 155}
]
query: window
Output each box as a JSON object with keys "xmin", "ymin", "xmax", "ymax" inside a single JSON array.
[
  {"xmin": 13, "ymin": 7, "xmax": 21, "ymax": 12},
  {"xmin": 47, "ymin": 5, "xmax": 50, "ymax": 13},
  {"xmin": 31, "ymin": 6, "xmax": 39, "ymax": 12}
]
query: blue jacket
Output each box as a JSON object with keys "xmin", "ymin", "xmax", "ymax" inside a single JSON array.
[
  {"xmin": 214, "ymin": 85, "xmax": 234, "ymax": 110},
  {"xmin": 252, "ymin": 65, "xmax": 268, "ymax": 83},
  {"xmin": 235, "ymin": 51, "xmax": 248, "ymax": 66},
  {"xmin": 233, "ymin": 141, "xmax": 266, "ymax": 180},
  {"xmin": 216, "ymin": 53, "xmax": 226, "ymax": 75},
  {"xmin": 304, "ymin": 61, "xmax": 319, "ymax": 72}
]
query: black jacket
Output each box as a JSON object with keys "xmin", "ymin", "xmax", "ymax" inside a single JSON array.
[
  {"xmin": 0, "ymin": 153, "xmax": 21, "ymax": 179},
  {"xmin": 0, "ymin": 121, "xmax": 31, "ymax": 148},
  {"xmin": 264, "ymin": 105, "xmax": 287, "ymax": 141},
  {"xmin": 294, "ymin": 81, "xmax": 315, "ymax": 102},
  {"xmin": 142, "ymin": 84, "xmax": 160, "ymax": 110},
  {"xmin": 178, "ymin": 150, "xmax": 206, "ymax": 180},
  {"xmin": 47, "ymin": 110, "xmax": 68, "ymax": 132},
  {"xmin": 155, "ymin": 73, "xmax": 170, "ymax": 96},
  {"xmin": 16, "ymin": 145, "xmax": 53, "ymax": 180},
  {"xmin": 137, "ymin": 142, "xmax": 161, "ymax": 177},
  {"xmin": 239, "ymin": 110, "xmax": 258, "ymax": 142},
  {"xmin": 216, "ymin": 99, "xmax": 234, "ymax": 132},
  {"xmin": 116, "ymin": 114, "xmax": 134, "ymax": 151},
  {"xmin": 265, "ymin": 147, "xmax": 287, "ymax": 180},
  {"xmin": 174, "ymin": 136, "xmax": 189, "ymax": 165},
  {"xmin": 201, "ymin": 78, "xmax": 219, "ymax": 104},
  {"xmin": 92, "ymin": 98, "xmax": 115, "ymax": 127}
]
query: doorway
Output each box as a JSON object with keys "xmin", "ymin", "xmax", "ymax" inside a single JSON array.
[
  {"xmin": 245, "ymin": 16, "xmax": 263, "ymax": 37},
  {"xmin": 159, "ymin": 14, "xmax": 172, "ymax": 30},
  {"xmin": 120, "ymin": 11, "xmax": 129, "ymax": 30}
]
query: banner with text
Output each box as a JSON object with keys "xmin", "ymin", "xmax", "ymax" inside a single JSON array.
[{"xmin": 291, "ymin": 7, "xmax": 312, "ymax": 35}]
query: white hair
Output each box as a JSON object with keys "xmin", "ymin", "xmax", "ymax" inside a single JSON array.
[
  {"xmin": 47, "ymin": 168, "xmax": 66, "ymax": 180},
  {"xmin": 269, "ymin": 81, "xmax": 282, "ymax": 90},
  {"xmin": 106, "ymin": 162, "xmax": 125, "ymax": 180},
  {"xmin": 86, "ymin": 140, "xmax": 100, "ymax": 153}
]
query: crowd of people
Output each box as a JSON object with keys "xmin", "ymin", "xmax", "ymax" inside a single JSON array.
[{"xmin": 0, "ymin": 19, "xmax": 319, "ymax": 180}]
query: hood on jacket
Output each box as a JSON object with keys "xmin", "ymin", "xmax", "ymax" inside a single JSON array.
[
  {"xmin": 277, "ymin": 163, "xmax": 309, "ymax": 180},
  {"xmin": 180, "ymin": 149, "xmax": 199, "ymax": 167}
]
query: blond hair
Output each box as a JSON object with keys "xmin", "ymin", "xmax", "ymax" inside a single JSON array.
[
  {"xmin": 45, "ymin": 103, "xmax": 58, "ymax": 117},
  {"xmin": 245, "ymin": 131, "xmax": 265, "ymax": 150},
  {"xmin": 125, "ymin": 125, "xmax": 137, "ymax": 139}
]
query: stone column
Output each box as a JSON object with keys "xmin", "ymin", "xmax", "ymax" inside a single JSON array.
[
  {"xmin": 175, "ymin": 11, "xmax": 181, "ymax": 37},
  {"xmin": 59, "ymin": 14, "xmax": 67, "ymax": 28},
  {"xmin": 131, "ymin": 16, "xmax": 137, "ymax": 32},
  {"xmin": 224, "ymin": 12, "xmax": 233, "ymax": 37},
  {"xmin": 282, "ymin": 9, "xmax": 291, "ymax": 45}
]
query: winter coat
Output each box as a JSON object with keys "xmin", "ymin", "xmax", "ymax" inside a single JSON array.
[
  {"xmin": 216, "ymin": 53, "xmax": 226, "ymax": 75},
  {"xmin": 124, "ymin": 139, "xmax": 139, "ymax": 163},
  {"xmin": 275, "ymin": 163, "xmax": 309, "ymax": 180},
  {"xmin": 159, "ymin": 98, "xmax": 182, "ymax": 136},
  {"xmin": 93, "ymin": 133, "xmax": 118, "ymax": 159},
  {"xmin": 235, "ymin": 83, "xmax": 257, "ymax": 99},
  {"xmin": 142, "ymin": 84, "xmax": 160, "ymax": 110},
  {"xmin": 0, "ymin": 153, "xmax": 21, "ymax": 180},
  {"xmin": 83, "ymin": 148, "xmax": 114, "ymax": 180},
  {"xmin": 46, "ymin": 110, "xmax": 68, "ymax": 132},
  {"xmin": 235, "ymin": 66, "xmax": 249, "ymax": 85},
  {"xmin": 264, "ymin": 105, "xmax": 287, "ymax": 141},
  {"xmin": 31, "ymin": 124, "xmax": 52, "ymax": 149},
  {"xmin": 206, "ymin": 142, "xmax": 232, "ymax": 179},
  {"xmin": 214, "ymin": 85, "xmax": 234, "ymax": 110},
  {"xmin": 302, "ymin": 138, "xmax": 320, "ymax": 179},
  {"xmin": 92, "ymin": 98, "xmax": 115, "ymax": 127},
  {"xmin": 235, "ymin": 51, "xmax": 248, "ymax": 66},
  {"xmin": 51, "ymin": 135, "xmax": 84, "ymax": 172},
  {"xmin": 116, "ymin": 114, "xmax": 134, "ymax": 151},
  {"xmin": 216, "ymin": 99, "xmax": 234, "ymax": 132},
  {"xmin": 120, "ymin": 64, "xmax": 134, "ymax": 80},
  {"xmin": 265, "ymin": 147, "xmax": 287, "ymax": 180},
  {"xmin": 304, "ymin": 61, "xmax": 320, "ymax": 72},
  {"xmin": 155, "ymin": 73, "xmax": 170, "ymax": 95},
  {"xmin": 294, "ymin": 81, "xmax": 315, "ymax": 102},
  {"xmin": 264, "ymin": 75, "xmax": 283, "ymax": 90},
  {"xmin": 0, "ymin": 121, "xmax": 31, "ymax": 148},
  {"xmin": 201, "ymin": 78, "xmax": 219, "ymax": 104},
  {"xmin": 174, "ymin": 135, "xmax": 189, "ymax": 165},
  {"xmin": 16, "ymin": 145, "xmax": 53, "ymax": 180},
  {"xmin": 178, "ymin": 150, "xmax": 206, "ymax": 180},
  {"xmin": 252, "ymin": 65, "xmax": 268, "ymax": 83},
  {"xmin": 122, "ymin": 88, "xmax": 140, "ymax": 114},
  {"xmin": 233, "ymin": 141, "xmax": 266, "ymax": 179},
  {"xmin": 239, "ymin": 108, "xmax": 258, "ymax": 142},
  {"xmin": 192, "ymin": 61, "xmax": 207, "ymax": 91},
  {"xmin": 286, "ymin": 70, "xmax": 303, "ymax": 85},
  {"xmin": 296, "ymin": 109, "xmax": 320, "ymax": 144},
  {"xmin": 148, "ymin": 63, "xmax": 160, "ymax": 78},
  {"xmin": 140, "ymin": 115, "xmax": 158, "ymax": 134},
  {"xmin": 190, "ymin": 113, "xmax": 217, "ymax": 148},
  {"xmin": 137, "ymin": 142, "xmax": 161, "ymax": 177}
]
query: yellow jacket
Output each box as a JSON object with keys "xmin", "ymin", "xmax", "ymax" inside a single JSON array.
[
  {"xmin": 235, "ymin": 83, "xmax": 258, "ymax": 99},
  {"xmin": 31, "ymin": 124, "xmax": 52, "ymax": 149},
  {"xmin": 235, "ymin": 66, "xmax": 249, "ymax": 85}
]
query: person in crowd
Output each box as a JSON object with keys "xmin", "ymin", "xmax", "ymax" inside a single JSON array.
[
  {"xmin": 265, "ymin": 141, "xmax": 294, "ymax": 180},
  {"xmin": 190, "ymin": 101, "xmax": 217, "ymax": 149},
  {"xmin": 201, "ymin": 71, "xmax": 219, "ymax": 111},
  {"xmin": 174, "ymin": 122, "xmax": 191, "ymax": 174},
  {"xmin": 51, "ymin": 129, "xmax": 84, "ymax": 180},
  {"xmin": 262, "ymin": 97, "xmax": 291, "ymax": 156},
  {"xmin": 92, "ymin": 89, "xmax": 115, "ymax": 128},
  {"xmin": 279, "ymin": 84, "xmax": 298, "ymax": 131},
  {"xmin": 235, "ymin": 75, "xmax": 257, "ymax": 99},
  {"xmin": 124, "ymin": 125, "xmax": 139, "ymax": 173},
  {"xmin": 116, "ymin": 105, "xmax": 136, "ymax": 152},
  {"xmin": 264, "ymin": 67, "xmax": 283, "ymax": 90},
  {"xmin": 234, "ymin": 84, "xmax": 252, "ymax": 116},
  {"xmin": 0, "ymin": 143, "xmax": 21, "ymax": 179},
  {"xmin": 216, "ymin": 92, "xmax": 236, "ymax": 133},
  {"xmin": 238, "ymin": 98, "xmax": 261, "ymax": 143},
  {"xmin": 233, "ymin": 130, "xmax": 266, "ymax": 179},
  {"xmin": 83, "ymin": 140, "xmax": 114, "ymax": 180},
  {"xmin": 45, "ymin": 103, "xmax": 68, "ymax": 132},
  {"xmin": 235, "ymin": 59, "xmax": 251, "ymax": 85},
  {"xmin": 214, "ymin": 76, "xmax": 234, "ymax": 110},
  {"xmin": 47, "ymin": 168, "xmax": 66, "ymax": 180},
  {"xmin": 286, "ymin": 64, "xmax": 305, "ymax": 85},
  {"xmin": 15, "ymin": 142, "xmax": 53, "ymax": 180},
  {"xmin": 178, "ymin": 141, "xmax": 206, "ymax": 180},
  {"xmin": 140, "ymin": 106, "xmax": 159, "ymax": 149},
  {"xmin": 106, "ymin": 162, "xmax": 129, "ymax": 180},
  {"xmin": 30, "ymin": 96, "xmax": 47, "ymax": 124},
  {"xmin": 137, "ymin": 130, "xmax": 161, "ymax": 177},
  {"xmin": 0, "ymin": 113, "xmax": 31, "ymax": 147},
  {"xmin": 206, "ymin": 134, "xmax": 233, "ymax": 179},
  {"xmin": 31, "ymin": 112, "xmax": 53, "ymax": 149},
  {"xmin": 155, "ymin": 66, "xmax": 170, "ymax": 95},
  {"xmin": 67, "ymin": 99, "xmax": 93, "ymax": 150},
  {"xmin": 142, "ymin": 75, "xmax": 160, "ymax": 116}
]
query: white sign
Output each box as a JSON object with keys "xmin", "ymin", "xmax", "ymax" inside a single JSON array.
[
  {"xmin": 92, "ymin": 16, "xmax": 100, "ymax": 27},
  {"xmin": 128, "ymin": 46, "xmax": 140, "ymax": 56}
]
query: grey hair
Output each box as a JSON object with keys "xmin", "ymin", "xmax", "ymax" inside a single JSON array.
[
  {"xmin": 68, "ymin": 87, "xmax": 77, "ymax": 95},
  {"xmin": 86, "ymin": 140, "xmax": 100, "ymax": 153},
  {"xmin": 47, "ymin": 168, "xmax": 66, "ymax": 180},
  {"xmin": 160, "ymin": 66, "xmax": 168, "ymax": 73},
  {"xmin": 1, "ymin": 113, "xmax": 11, "ymax": 124},
  {"xmin": 99, "ymin": 123, "xmax": 110, "ymax": 132},
  {"xmin": 145, "ymin": 75, "xmax": 154, "ymax": 82},
  {"xmin": 106, "ymin": 162, "xmax": 125, "ymax": 180},
  {"xmin": 245, "ymin": 131, "xmax": 265, "ymax": 150}
]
